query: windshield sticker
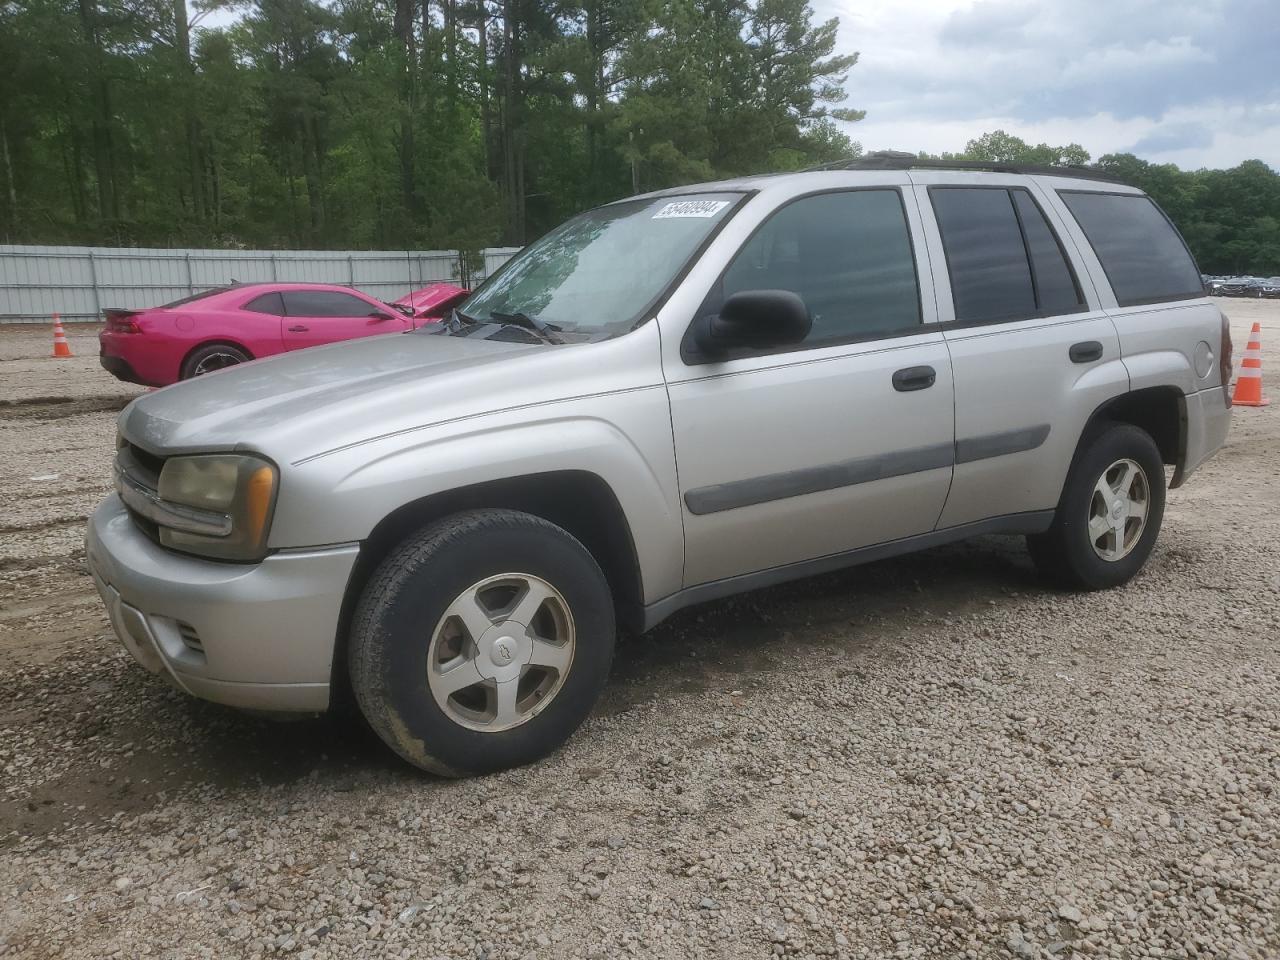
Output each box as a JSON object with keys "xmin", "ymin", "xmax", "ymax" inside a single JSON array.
[{"xmin": 652, "ymin": 200, "xmax": 730, "ymax": 219}]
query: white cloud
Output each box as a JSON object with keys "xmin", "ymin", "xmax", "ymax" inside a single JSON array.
[{"xmin": 813, "ymin": 0, "xmax": 1280, "ymax": 169}]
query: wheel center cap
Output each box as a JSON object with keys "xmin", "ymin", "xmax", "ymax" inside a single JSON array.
[
  {"xmin": 490, "ymin": 636, "xmax": 517, "ymax": 667},
  {"xmin": 475, "ymin": 623, "xmax": 531, "ymax": 681},
  {"xmin": 1111, "ymin": 500, "xmax": 1127, "ymax": 520}
]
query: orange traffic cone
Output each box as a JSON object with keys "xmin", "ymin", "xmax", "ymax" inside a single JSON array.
[
  {"xmin": 1232, "ymin": 321, "xmax": 1268, "ymax": 407},
  {"xmin": 51, "ymin": 313, "xmax": 73, "ymax": 359}
]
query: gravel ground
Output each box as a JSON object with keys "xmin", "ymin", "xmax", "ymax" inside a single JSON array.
[{"xmin": 1, "ymin": 308, "xmax": 1278, "ymax": 959}]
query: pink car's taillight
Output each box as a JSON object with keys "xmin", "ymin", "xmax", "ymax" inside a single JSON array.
[{"xmin": 104, "ymin": 308, "xmax": 143, "ymax": 333}]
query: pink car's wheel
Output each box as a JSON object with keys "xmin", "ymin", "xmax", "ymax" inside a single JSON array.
[{"xmin": 182, "ymin": 343, "xmax": 250, "ymax": 380}]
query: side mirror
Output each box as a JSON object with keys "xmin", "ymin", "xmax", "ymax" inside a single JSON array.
[{"xmin": 693, "ymin": 289, "xmax": 811, "ymax": 358}]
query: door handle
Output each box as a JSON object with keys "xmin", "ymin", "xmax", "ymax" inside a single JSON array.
[
  {"xmin": 288, "ymin": 324, "xmax": 310, "ymax": 332},
  {"xmin": 892, "ymin": 365, "xmax": 936, "ymax": 392},
  {"xmin": 1069, "ymin": 341, "xmax": 1103, "ymax": 363}
]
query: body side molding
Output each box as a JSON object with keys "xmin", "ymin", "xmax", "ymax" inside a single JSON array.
[
  {"xmin": 683, "ymin": 442, "xmax": 954, "ymax": 515},
  {"xmin": 683, "ymin": 426, "xmax": 1051, "ymax": 515},
  {"xmin": 953, "ymin": 424, "xmax": 1051, "ymax": 465}
]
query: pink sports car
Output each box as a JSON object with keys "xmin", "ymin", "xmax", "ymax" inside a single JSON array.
[{"xmin": 99, "ymin": 281, "xmax": 470, "ymax": 386}]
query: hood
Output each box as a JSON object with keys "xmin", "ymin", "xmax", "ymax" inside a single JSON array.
[
  {"xmin": 394, "ymin": 283, "xmax": 470, "ymax": 316},
  {"xmin": 120, "ymin": 322, "xmax": 663, "ymax": 466},
  {"xmin": 120, "ymin": 332, "xmax": 541, "ymax": 460}
]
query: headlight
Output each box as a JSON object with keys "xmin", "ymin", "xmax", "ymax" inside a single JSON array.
[{"xmin": 156, "ymin": 454, "xmax": 278, "ymax": 561}]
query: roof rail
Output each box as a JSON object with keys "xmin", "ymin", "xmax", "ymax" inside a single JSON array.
[{"xmin": 805, "ymin": 152, "xmax": 1126, "ymax": 184}]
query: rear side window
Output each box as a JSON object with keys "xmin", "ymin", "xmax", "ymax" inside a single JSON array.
[
  {"xmin": 1012, "ymin": 192, "xmax": 1083, "ymax": 315},
  {"xmin": 930, "ymin": 187, "xmax": 1083, "ymax": 324},
  {"xmin": 1059, "ymin": 192, "xmax": 1203, "ymax": 306},
  {"xmin": 243, "ymin": 292, "xmax": 285, "ymax": 316},
  {"xmin": 931, "ymin": 188, "xmax": 1035, "ymax": 323},
  {"xmin": 715, "ymin": 188, "xmax": 921, "ymax": 348},
  {"xmin": 282, "ymin": 290, "xmax": 375, "ymax": 317}
]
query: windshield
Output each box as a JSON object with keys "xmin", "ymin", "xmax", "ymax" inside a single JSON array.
[{"xmin": 453, "ymin": 193, "xmax": 743, "ymax": 341}]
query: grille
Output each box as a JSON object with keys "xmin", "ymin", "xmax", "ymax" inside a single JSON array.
[
  {"xmin": 120, "ymin": 441, "xmax": 165, "ymax": 487},
  {"xmin": 177, "ymin": 622, "xmax": 205, "ymax": 654},
  {"xmin": 115, "ymin": 440, "xmax": 166, "ymax": 544}
]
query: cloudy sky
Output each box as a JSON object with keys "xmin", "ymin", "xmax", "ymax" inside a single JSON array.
[{"xmin": 813, "ymin": 0, "xmax": 1280, "ymax": 169}]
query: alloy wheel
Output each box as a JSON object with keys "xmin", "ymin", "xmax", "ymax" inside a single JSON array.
[
  {"xmin": 1087, "ymin": 457, "xmax": 1150, "ymax": 562},
  {"xmin": 426, "ymin": 573, "xmax": 575, "ymax": 732},
  {"xmin": 192, "ymin": 352, "xmax": 244, "ymax": 376}
]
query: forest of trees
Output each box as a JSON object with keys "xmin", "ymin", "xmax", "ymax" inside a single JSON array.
[
  {"xmin": 0, "ymin": 0, "xmax": 1277, "ymax": 276},
  {"xmin": 0, "ymin": 0, "xmax": 863, "ymax": 251}
]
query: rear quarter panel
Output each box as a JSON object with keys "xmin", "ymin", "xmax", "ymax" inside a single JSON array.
[
  {"xmin": 1104, "ymin": 300, "xmax": 1222, "ymax": 396},
  {"xmin": 200, "ymin": 306, "xmax": 286, "ymax": 360}
]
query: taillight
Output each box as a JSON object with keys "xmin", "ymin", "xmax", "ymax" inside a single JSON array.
[
  {"xmin": 1219, "ymin": 311, "xmax": 1233, "ymax": 406},
  {"xmin": 104, "ymin": 308, "xmax": 143, "ymax": 333},
  {"xmin": 107, "ymin": 316, "xmax": 142, "ymax": 334}
]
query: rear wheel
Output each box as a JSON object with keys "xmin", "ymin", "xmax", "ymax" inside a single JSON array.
[
  {"xmin": 182, "ymin": 343, "xmax": 249, "ymax": 379},
  {"xmin": 1028, "ymin": 422, "xmax": 1166, "ymax": 590},
  {"xmin": 348, "ymin": 509, "xmax": 615, "ymax": 776}
]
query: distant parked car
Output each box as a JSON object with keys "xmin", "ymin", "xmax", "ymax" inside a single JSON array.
[
  {"xmin": 394, "ymin": 283, "xmax": 471, "ymax": 322},
  {"xmin": 100, "ymin": 282, "xmax": 429, "ymax": 387},
  {"xmin": 1260, "ymin": 277, "xmax": 1280, "ymax": 298},
  {"xmin": 1217, "ymin": 278, "xmax": 1252, "ymax": 297}
]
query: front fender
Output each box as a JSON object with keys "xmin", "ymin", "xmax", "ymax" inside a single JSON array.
[{"xmin": 269, "ymin": 387, "xmax": 684, "ymax": 604}]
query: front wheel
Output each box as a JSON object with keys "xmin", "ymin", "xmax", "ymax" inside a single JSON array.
[
  {"xmin": 1027, "ymin": 422, "xmax": 1167, "ymax": 590},
  {"xmin": 349, "ymin": 509, "xmax": 615, "ymax": 776}
]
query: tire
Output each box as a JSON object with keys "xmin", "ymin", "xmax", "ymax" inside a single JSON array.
[
  {"xmin": 181, "ymin": 343, "xmax": 250, "ymax": 380},
  {"xmin": 348, "ymin": 509, "xmax": 615, "ymax": 776},
  {"xmin": 1027, "ymin": 422, "xmax": 1166, "ymax": 590}
]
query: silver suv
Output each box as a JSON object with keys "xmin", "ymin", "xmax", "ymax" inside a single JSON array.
[{"xmin": 87, "ymin": 159, "xmax": 1233, "ymax": 775}]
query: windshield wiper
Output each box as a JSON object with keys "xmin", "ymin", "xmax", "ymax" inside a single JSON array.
[
  {"xmin": 489, "ymin": 310, "xmax": 564, "ymax": 344},
  {"xmin": 437, "ymin": 306, "xmax": 480, "ymax": 334}
]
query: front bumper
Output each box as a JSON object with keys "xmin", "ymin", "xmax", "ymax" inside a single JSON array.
[{"xmin": 86, "ymin": 495, "xmax": 359, "ymax": 711}]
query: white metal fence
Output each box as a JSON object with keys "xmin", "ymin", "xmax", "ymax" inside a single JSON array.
[{"xmin": 0, "ymin": 245, "xmax": 521, "ymax": 323}]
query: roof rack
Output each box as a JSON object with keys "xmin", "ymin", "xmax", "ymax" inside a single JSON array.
[{"xmin": 805, "ymin": 152, "xmax": 1125, "ymax": 184}]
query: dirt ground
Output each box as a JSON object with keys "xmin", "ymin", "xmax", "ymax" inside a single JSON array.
[{"xmin": 0, "ymin": 307, "xmax": 1277, "ymax": 959}]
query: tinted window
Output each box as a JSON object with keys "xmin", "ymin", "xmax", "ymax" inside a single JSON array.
[
  {"xmin": 1060, "ymin": 192, "xmax": 1203, "ymax": 305},
  {"xmin": 282, "ymin": 290, "xmax": 374, "ymax": 317},
  {"xmin": 243, "ymin": 292, "xmax": 285, "ymax": 316},
  {"xmin": 931, "ymin": 188, "xmax": 1036, "ymax": 323},
  {"xmin": 716, "ymin": 189, "xmax": 920, "ymax": 347},
  {"xmin": 1012, "ymin": 191, "xmax": 1084, "ymax": 315}
]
